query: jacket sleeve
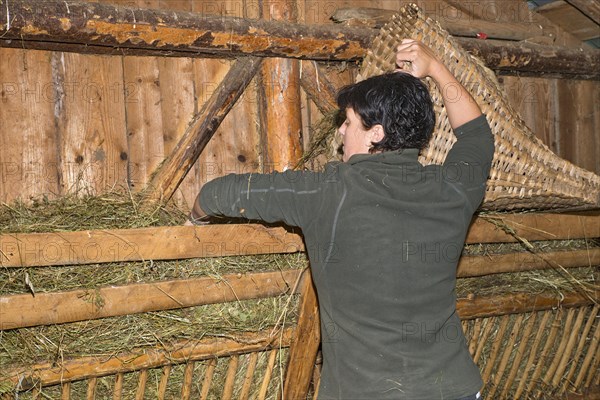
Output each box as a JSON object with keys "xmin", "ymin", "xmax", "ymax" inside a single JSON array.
[
  {"xmin": 197, "ymin": 168, "xmax": 331, "ymax": 228},
  {"xmin": 442, "ymin": 114, "xmax": 495, "ymax": 210}
]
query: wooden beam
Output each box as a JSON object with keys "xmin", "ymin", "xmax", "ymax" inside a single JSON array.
[
  {"xmin": 331, "ymin": 7, "xmax": 551, "ymax": 41},
  {"xmin": 1, "ymin": 246, "xmax": 596, "ymax": 330},
  {"xmin": 299, "ymin": 61, "xmax": 340, "ymax": 115},
  {"xmin": 457, "ymin": 291, "xmax": 597, "ymax": 320},
  {"xmin": 144, "ymin": 57, "xmax": 262, "ymax": 203},
  {"xmin": 564, "ymin": 0, "xmax": 600, "ymax": 25},
  {"xmin": 457, "ymin": 248, "xmax": 600, "ymax": 278},
  {"xmin": 0, "ymin": 225, "xmax": 304, "ymax": 267},
  {"xmin": 0, "ymin": 269, "xmax": 303, "ymax": 330},
  {"xmin": 283, "ymin": 272, "xmax": 321, "ymax": 399},
  {"xmin": 0, "ymin": 213, "xmax": 597, "ymax": 268},
  {"xmin": 3, "ymin": 328, "xmax": 293, "ymax": 390},
  {"xmin": 1, "ymin": 0, "xmax": 598, "ymax": 79},
  {"xmin": 0, "ymin": 0, "xmax": 371, "ymax": 61},
  {"xmin": 469, "ymin": 212, "xmax": 600, "ymax": 244}
]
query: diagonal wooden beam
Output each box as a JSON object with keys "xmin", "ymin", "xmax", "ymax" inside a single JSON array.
[
  {"xmin": 299, "ymin": 61, "xmax": 340, "ymax": 115},
  {"xmin": 143, "ymin": 57, "xmax": 262, "ymax": 203},
  {"xmin": 1, "ymin": 0, "xmax": 599, "ymax": 79},
  {"xmin": 564, "ymin": 0, "xmax": 600, "ymax": 25}
]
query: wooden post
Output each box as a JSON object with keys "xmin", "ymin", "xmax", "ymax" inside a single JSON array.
[
  {"xmin": 0, "ymin": 0, "xmax": 598, "ymax": 79},
  {"xmin": 258, "ymin": 1, "xmax": 303, "ymax": 172},
  {"xmin": 143, "ymin": 57, "xmax": 262, "ymax": 202},
  {"xmin": 283, "ymin": 270, "xmax": 321, "ymax": 399}
]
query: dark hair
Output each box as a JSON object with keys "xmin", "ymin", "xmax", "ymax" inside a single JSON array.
[{"xmin": 336, "ymin": 72, "xmax": 435, "ymax": 152}]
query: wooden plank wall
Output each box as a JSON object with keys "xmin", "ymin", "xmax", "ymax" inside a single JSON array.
[{"xmin": 0, "ymin": 0, "xmax": 598, "ymax": 205}]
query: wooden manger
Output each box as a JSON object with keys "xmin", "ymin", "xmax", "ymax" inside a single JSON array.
[
  {"xmin": 1, "ymin": 212, "xmax": 598, "ymax": 399},
  {"xmin": 1, "ymin": 0, "xmax": 599, "ymax": 399}
]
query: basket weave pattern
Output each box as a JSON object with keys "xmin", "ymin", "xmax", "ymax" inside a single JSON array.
[{"xmin": 358, "ymin": 4, "xmax": 600, "ymax": 211}]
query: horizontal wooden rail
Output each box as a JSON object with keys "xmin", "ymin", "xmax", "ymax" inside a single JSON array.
[
  {"xmin": 457, "ymin": 248, "xmax": 600, "ymax": 278},
  {"xmin": 2, "ymin": 246, "xmax": 598, "ymax": 330},
  {"xmin": 0, "ymin": 224, "xmax": 304, "ymax": 267},
  {"xmin": 4, "ymin": 328, "xmax": 293, "ymax": 390},
  {"xmin": 0, "ymin": 269, "xmax": 305, "ymax": 330},
  {"xmin": 3, "ymin": 290, "xmax": 596, "ymax": 390},
  {"xmin": 457, "ymin": 291, "xmax": 598, "ymax": 320},
  {"xmin": 0, "ymin": 0, "xmax": 598, "ymax": 79},
  {"xmin": 1, "ymin": 213, "xmax": 597, "ymax": 268}
]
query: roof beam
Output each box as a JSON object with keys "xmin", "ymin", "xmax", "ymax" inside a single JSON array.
[{"xmin": 0, "ymin": 0, "xmax": 599, "ymax": 79}]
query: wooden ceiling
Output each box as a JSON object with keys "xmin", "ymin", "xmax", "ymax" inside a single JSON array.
[{"xmin": 531, "ymin": 0, "xmax": 600, "ymax": 47}]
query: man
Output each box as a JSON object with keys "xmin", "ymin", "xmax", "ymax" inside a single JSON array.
[{"xmin": 190, "ymin": 40, "xmax": 494, "ymax": 399}]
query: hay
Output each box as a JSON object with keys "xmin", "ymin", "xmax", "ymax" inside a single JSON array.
[
  {"xmin": 1, "ymin": 191, "xmax": 598, "ymax": 398},
  {"xmin": 0, "ymin": 190, "xmax": 186, "ymax": 234}
]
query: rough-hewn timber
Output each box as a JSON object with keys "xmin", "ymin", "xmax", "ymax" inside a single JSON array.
[
  {"xmin": 0, "ymin": 0, "xmax": 598, "ymax": 79},
  {"xmin": 144, "ymin": 57, "xmax": 262, "ymax": 202}
]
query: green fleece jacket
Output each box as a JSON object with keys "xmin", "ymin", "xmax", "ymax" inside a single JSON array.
[{"xmin": 198, "ymin": 115, "xmax": 494, "ymax": 399}]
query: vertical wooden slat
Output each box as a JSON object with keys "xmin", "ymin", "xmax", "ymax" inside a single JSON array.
[
  {"xmin": 181, "ymin": 362, "xmax": 194, "ymax": 400},
  {"xmin": 135, "ymin": 369, "xmax": 148, "ymax": 400},
  {"xmin": 501, "ymin": 313, "xmax": 537, "ymax": 398},
  {"xmin": 113, "ymin": 373, "xmax": 124, "ymax": 400},
  {"xmin": 282, "ymin": 274, "xmax": 321, "ymax": 400},
  {"xmin": 0, "ymin": 48, "xmax": 59, "ymax": 202},
  {"xmin": 87, "ymin": 377, "xmax": 97, "ymax": 400},
  {"xmin": 473, "ymin": 317, "xmax": 496, "ymax": 364},
  {"xmin": 481, "ymin": 315, "xmax": 511, "ymax": 386},
  {"xmin": 239, "ymin": 352, "xmax": 259, "ymax": 400},
  {"xmin": 543, "ymin": 308, "xmax": 577, "ymax": 387},
  {"xmin": 122, "ymin": 54, "xmax": 164, "ymax": 191},
  {"xmin": 54, "ymin": 52, "xmax": 128, "ymax": 195},
  {"xmin": 468, "ymin": 318, "xmax": 482, "ymax": 357},
  {"xmin": 486, "ymin": 314, "xmax": 524, "ymax": 399},
  {"xmin": 526, "ymin": 310, "xmax": 563, "ymax": 396},
  {"xmin": 258, "ymin": 349, "xmax": 279, "ymax": 400},
  {"xmin": 221, "ymin": 355, "xmax": 239, "ymax": 400},
  {"xmin": 562, "ymin": 306, "xmax": 599, "ymax": 392},
  {"xmin": 581, "ymin": 321, "xmax": 600, "ymax": 388},
  {"xmin": 559, "ymin": 80, "xmax": 598, "ymax": 173},
  {"xmin": 157, "ymin": 365, "xmax": 171, "ymax": 400},
  {"xmin": 552, "ymin": 307, "xmax": 588, "ymax": 389},
  {"xmin": 200, "ymin": 358, "xmax": 217, "ymax": 400},
  {"xmin": 61, "ymin": 382, "xmax": 71, "ymax": 400},
  {"xmin": 514, "ymin": 311, "xmax": 552, "ymax": 400}
]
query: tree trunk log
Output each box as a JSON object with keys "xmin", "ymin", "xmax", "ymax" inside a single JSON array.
[
  {"xmin": 457, "ymin": 291, "xmax": 597, "ymax": 320},
  {"xmin": 143, "ymin": 57, "xmax": 262, "ymax": 203},
  {"xmin": 0, "ymin": 269, "xmax": 303, "ymax": 330},
  {"xmin": 0, "ymin": 0, "xmax": 598, "ymax": 79},
  {"xmin": 1, "ymin": 213, "xmax": 597, "ymax": 267}
]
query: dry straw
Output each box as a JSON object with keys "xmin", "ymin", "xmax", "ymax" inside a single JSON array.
[{"xmin": 358, "ymin": 3, "xmax": 600, "ymax": 211}]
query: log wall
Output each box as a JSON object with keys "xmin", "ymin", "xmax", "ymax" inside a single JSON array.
[{"xmin": 0, "ymin": 0, "xmax": 599, "ymax": 205}]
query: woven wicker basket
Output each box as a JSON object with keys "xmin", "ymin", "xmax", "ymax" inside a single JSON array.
[{"xmin": 358, "ymin": 3, "xmax": 600, "ymax": 211}]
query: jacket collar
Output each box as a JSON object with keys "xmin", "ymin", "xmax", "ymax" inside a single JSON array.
[{"xmin": 346, "ymin": 149, "xmax": 420, "ymax": 165}]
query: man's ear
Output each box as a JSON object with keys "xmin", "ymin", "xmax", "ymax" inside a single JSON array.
[{"xmin": 370, "ymin": 124, "xmax": 385, "ymax": 143}]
